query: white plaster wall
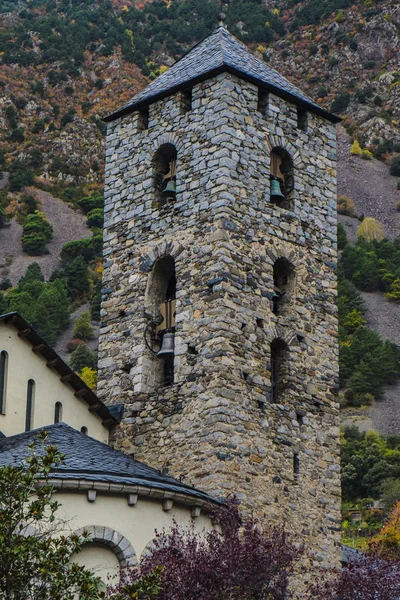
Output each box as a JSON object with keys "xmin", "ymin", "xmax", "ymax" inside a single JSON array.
[
  {"xmin": 0, "ymin": 323, "xmax": 109, "ymax": 442},
  {"xmin": 73, "ymin": 543, "xmax": 120, "ymax": 589},
  {"xmin": 58, "ymin": 490, "xmax": 212, "ymax": 569}
]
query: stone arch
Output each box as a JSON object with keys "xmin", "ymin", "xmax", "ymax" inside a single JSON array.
[
  {"xmin": 266, "ymin": 244, "xmax": 298, "ymax": 269},
  {"xmin": 140, "ymin": 538, "xmax": 157, "ymax": 562},
  {"xmin": 265, "ymin": 135, "xmax": 304, "ymax": 170},
  {"xmin": 151, "ymin": 132, "xmax": 185, "ymax": 155},
  {"xmin": 140, "ymin": 240, "xmax": 186, "ymax": 273},
  {"xmin": 263, "ymin": 323, "xmax": 297, "ymax": 347},
  {"xmin": 75, "ymin": 526, "xmax": 138, "ymax": 569}
]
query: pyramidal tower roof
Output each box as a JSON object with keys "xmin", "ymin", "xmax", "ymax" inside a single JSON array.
[{"xmin": 105, "ymin": 26, "xmax": 340, "ymax": 123}]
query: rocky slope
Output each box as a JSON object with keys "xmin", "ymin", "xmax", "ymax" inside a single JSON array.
[{"xmin": 1, "ymin": 0, "xmax": 400, "ymax": 434}]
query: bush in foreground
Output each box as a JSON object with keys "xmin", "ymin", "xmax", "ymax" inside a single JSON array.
[{"xmin": 107, "ymin": 497, "xmax": 299, "ymax": 600}]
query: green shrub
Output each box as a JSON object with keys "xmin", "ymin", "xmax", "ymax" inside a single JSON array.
[
  {"xmin": 21, "ymin": 233, "xmax": 49, "ymax": 255},
  {"xmin": 19, "ymin": 195, "xmax": 39, "ymax": 214},
  {"xmin": 0, "ymin": 277, "xmax": 11, "ymax": 291},
  {"xmin": 18, "ymin": 262, "xmax": 44, "ymax": 286},
  {"xmin": 22, "ymin": 212, "xmax": 52, "ymax": 238},
  {"xmin": 69, "ymin": 343, "xmax": 97, "ymax": 372},
  {"xmin": 90, "ymin": 279, "xmax": 102, "ymax": 321},
  {"xmin": 390, "ymin": 155, "xmax": 400, "ymax": 177},
  {"xmin": 21, "ymin": 212, "xmax": 53, "ymax": 255},
  {"xmin": 72, "ymin": 311, "xmax": 94, "ymax": 341},
  {"xmin": 60, "ymin": 235, "xmax": 102, "ymax": 264},
  {"xmin": 64, "ymin": 256, "xmax": 90, "ymax": 300},
  {"xmin": 9, "ymin": 161, "xmax": 34, "ymax": 191},
  {"xmin": 338, "ymin": 222, "xmax": 348, "ymax": 250},
  {"xmin": 86, "ymin": 208, "xmax": 104, "ymax": 229},
  {"xmin": 331, "ymin": 92, "xmax": 350, "ymax": 113},
  {"xmin": 0, "ymin": 206, "xmax": 6, "ymax": 228},
  {"xmin": 76, "ymin": 193, "xmax": 104, "ymax": 213}
]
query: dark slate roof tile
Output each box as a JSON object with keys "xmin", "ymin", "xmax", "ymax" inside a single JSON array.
[
  {"xmin": 106, "ymin": 26, "xmax": 339, "ymax": 123},
  {"xmin": 0, "ymin": 423, "xmax": 216, "ymax": 503}
]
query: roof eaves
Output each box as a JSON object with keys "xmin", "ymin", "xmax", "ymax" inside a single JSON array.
[
  {"xmin": 104, "ymin": 64, "xmax": 340, "ymax": 124},
  {"xmin": 0, "ymin": 312, "xmax": 117, "ymax": 426}
]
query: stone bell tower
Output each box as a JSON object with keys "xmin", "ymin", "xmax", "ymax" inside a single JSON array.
[{"xmin": 99, "ymin": 24, "xmax": 341, "ymax": 570}]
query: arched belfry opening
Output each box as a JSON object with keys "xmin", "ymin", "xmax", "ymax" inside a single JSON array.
[
  {"xmin": 153, "ymin": 143, "xmax": 177, "ymax": 205},
  {"xmin": 270, "ymin": 338, "xmax": 289, "ymax": 403},
  {"xmin": 270, "ymin": 148, "xmax": 294, "ymax": 210},
  {"xmin": 272, "ymin": 258, "xmax": 295, "ymax": 315},
  {"xmin": 144, "ymin": 256, "xmax": 176, "ymax": 390}
]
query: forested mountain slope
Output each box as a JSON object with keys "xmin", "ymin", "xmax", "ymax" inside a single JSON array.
[{"xmin": 0, "ymin": 0, "xmax": 400, "ymax": 431}]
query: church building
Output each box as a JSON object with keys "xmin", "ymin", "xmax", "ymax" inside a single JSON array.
[{"xmin": 99, "ymin": 21, "xmax": 341, "ymax": 572}]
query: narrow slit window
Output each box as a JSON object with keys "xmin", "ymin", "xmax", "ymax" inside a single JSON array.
[
  {"xmin": 54, "ymin": 401, "xmax": 63, "ymax": 424},
  {"xmin": 137, "ymin": 106, "xmax": 149, "ymax": 131},
  {"xmin": 181, "ymin": 88, "xmax": 192, "ymax": 114},
  {"xmin": 257, "ymin": 88, "xmax": 269, "ymax": 116},
  {"xmin": 0, "ymin": 351, "xmax": 8, "ymax": 415},
  {"xmin": 270, "ymin": 338, "xmax": 288, "ymax": 404},
  {"xmin": 293, "ymin": 453, "xmax": 300, "ymax": 478},
  {"xmin": 25, "ymin": 379, "xmax": 35, "ymax": 432},
  {"xmin": 297, "ymin": 107, "xmax": 308, "ymax": 131}
]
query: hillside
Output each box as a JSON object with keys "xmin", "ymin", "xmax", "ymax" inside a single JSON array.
[{"xmin": 0, "ymin": 0, "xmax": 400, "ymax": 431}]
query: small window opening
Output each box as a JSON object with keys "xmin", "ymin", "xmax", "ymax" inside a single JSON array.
[
  {"xmin": 137, "ymin": 106, "xmax": 149, "ymax": 131},
  {"xmin": 270, "ymin": 338, "xmax": 288, "ymax": 404},
  {"xmin": 272, "ymin": 258, "xmax": 295, "ymax": 315},
  {"xmin": 257, "ymin": 88, "xmax": 269, "ymax": 116},
  {"xmin": 0, "ymin": 351, "xmax": 8, "ymax": 415},
  {"xmin": 180, "ymin": 88, "xmax": 192, "ymax": 114},
  {"xmin": 293, "ymin": 453, "xmax": 300, "ymax": 478},
  {"xmin": 270, "ymin": 148, "xmax": 294, "ymax": 210},
  {"xmin": 81, "ymin": 426, "xmax": 88, "ymax": 435},
  {"xmin": 54, "ymin": 401, "xmax": 63, "ymax": 424},
  {"xmin": 296, "ymin": 412, "xmax": 305, "ymax": 426},
  {"xmin": 153, "ymin": 143, "xmax": 177, "ymax": 206},
  {"xmin": 256, "ymin": 318, "xmax": 264, "ymax": 329},
  {"xmin": 25, "ymin": 379, "xmax": 35, "ymax": 432},
  {"xmin": 145, "ymin": 256, "xmax": 177, "ymax": 390},
  {"xmin": 297, "ymin": 107, "xmax": 308, "ymax": 131}
]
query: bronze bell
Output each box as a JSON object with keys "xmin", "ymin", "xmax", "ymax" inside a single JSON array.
[
  {"xmin": 270, "ymin": 178, "xmax": 285, "ymax": 202},
  {"xmin": 157, "ymin": 332, "xmax": 175, "ymax": 358},
  {"xmin": 162, "ymin": 180, "xmax": 176, "ymax": 197}
]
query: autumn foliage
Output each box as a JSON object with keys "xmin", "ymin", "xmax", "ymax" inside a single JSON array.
[
  {"xmin": 107, "ymin": 497, "xmax": 299, "ymax": 600},
  {"xmin": 369, "ymin": 500, "xmax": 400, "ymax": 560}
]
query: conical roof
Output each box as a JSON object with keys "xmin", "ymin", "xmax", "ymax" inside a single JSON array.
[{"xmin": 105, "ymin": 26, "xmax": 339, "ymax": 123}]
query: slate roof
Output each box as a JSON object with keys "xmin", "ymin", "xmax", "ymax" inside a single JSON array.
[
  {"xmin": 0, "ymin": 423, "xmax": 216, "ymax": 503},
  {"xmin": 106, "ymin": 25, "xmax": 340, "ymax": 123},
  {"xmin": 0, "ymin": 312, "xmax": 118, "ymax": 426}
]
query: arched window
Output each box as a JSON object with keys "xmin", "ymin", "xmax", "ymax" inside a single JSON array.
[
  {"xmin": 144, "ymin": 256, "xmax": 176, "ymax": 390},
  {"xmin": 81, "ymin": 426, "xmax": 88, "ymax": 435},
  {"xmin": 153, "ymin": 144, "xmax": 177, "ymax": 205},
  {"xmin": 25, "ymin": 379, "xmax": 35, "ymax": 432},
  {"xmin": 270, "ymin": 148, "xmax": 294, "ymax": 210},
  {"xmin": 270, "ymin": 339, "xmax": 288, "ymax": 403},
  {"xmin": 272, "ymin": 258, "xmax": 295, "ymax": 315},
  {"xmin": 54, "ymin": 401, "xmax": 63, "ymax": 424},
  {"xmin": 0, "ymin": 351, "xmax": 8, "ymax": 415}
]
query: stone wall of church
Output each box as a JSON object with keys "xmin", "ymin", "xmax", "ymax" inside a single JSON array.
[{"xmin": 98, "ymin": 71, "xmax": 341, "ymax": 576}]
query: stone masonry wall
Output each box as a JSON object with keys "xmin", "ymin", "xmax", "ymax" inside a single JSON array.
[{"xmin": 99, "ymin": 71, "xmax": 341, "ymax": 577}]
